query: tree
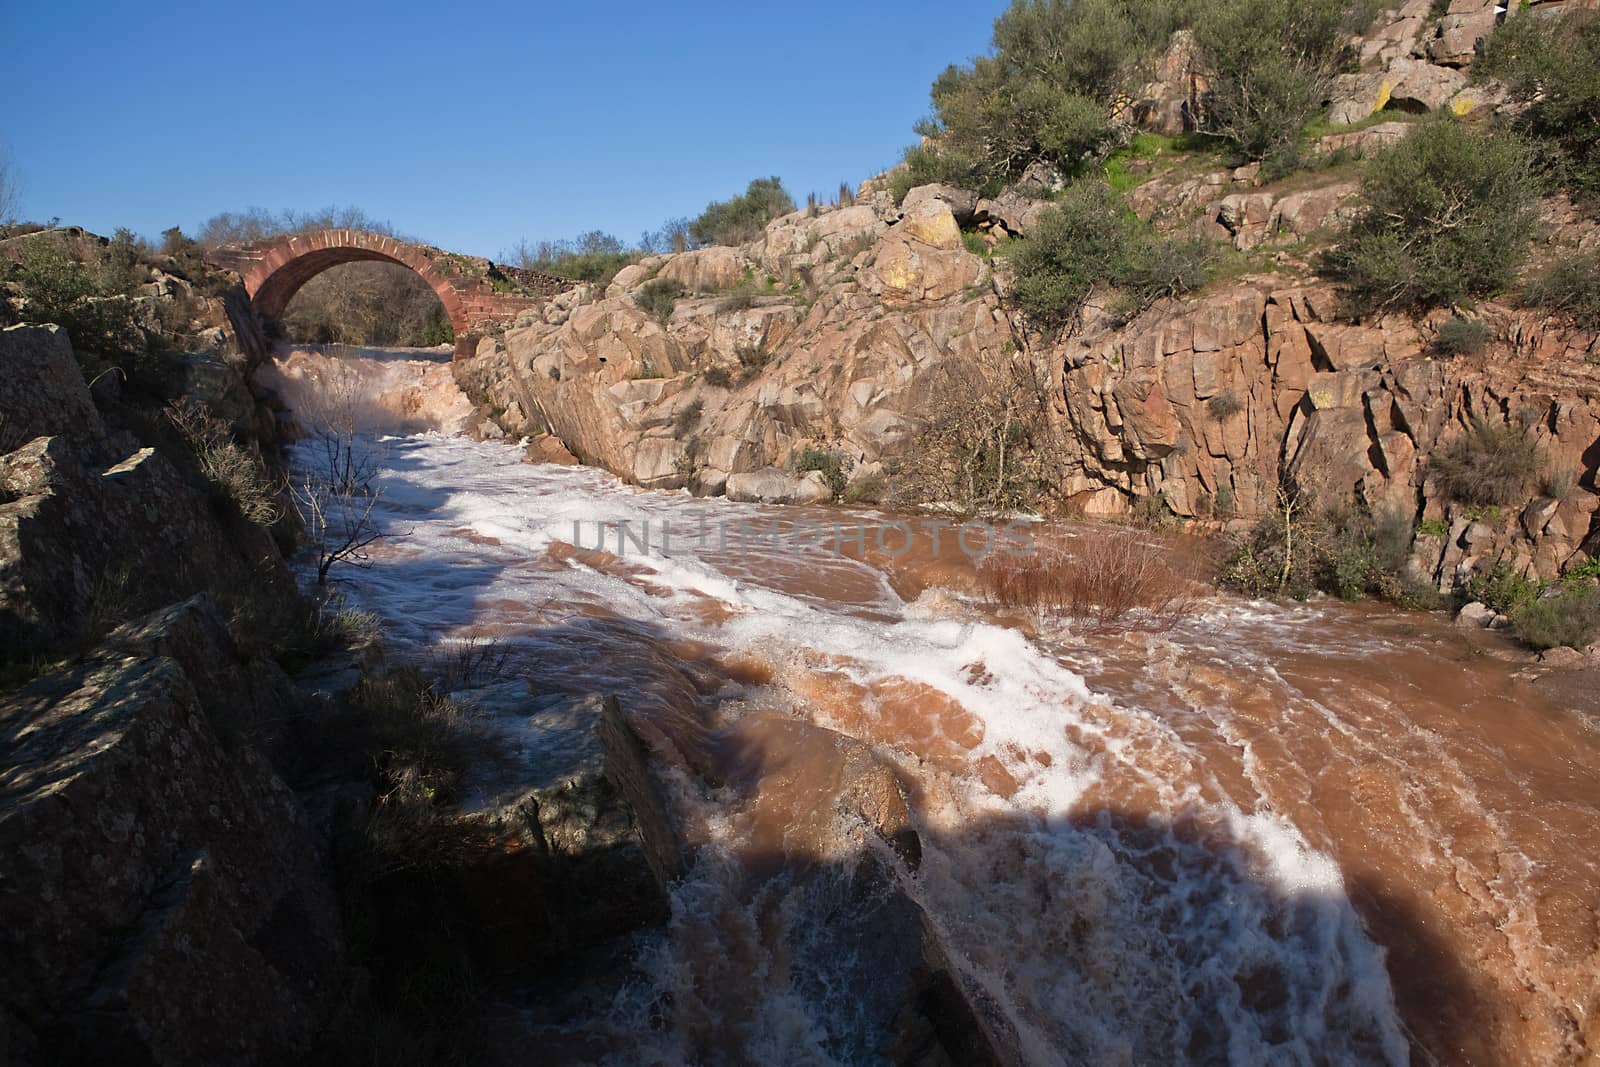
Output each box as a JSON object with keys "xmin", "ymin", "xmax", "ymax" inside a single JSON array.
[
  {"xmin": 902, "ymin": 0, "xmax": 1197, "ymax": 193},
  {"xmin": 1192, "ymin": 0, "xmax": 1370, "ymax": 175},
  {"xmin": 291, "ymin": 365, "xmax": 385, "ymax": 584},
  {"xmin": 890, "ymin": 344, "xmax": 1062, "ymax": 515},
  {"xmin": 1323, "ymin": 119, "xmax": 1539, "ymax": 315},
  {"xmin": 1478, "ymin": 8, "xmax": 1600, "ymax": 199}
]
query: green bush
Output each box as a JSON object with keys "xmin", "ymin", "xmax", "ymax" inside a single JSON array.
[
  {"xmin": 6, "ymin": 242, "xmax": 146, "ymax": 357},
  {"xmin": 1524, "ymin": 250, "xmax": 1600, "ymax": 330},
  {"xmin": 1511, "ymin": 583, "xmax": 1600, "ymax": 650},
  {"xmin": 635, "ymin": 277, "xmax": 686, "ymax": 321},
  {"xmin": 1432, "ymin": 316, "xmax": 1490, "ymax": 357},
  {"xmin": 796, "ymin": 446, "xmax": 853, "ymax": 499},
  {"xmin": 1221, "ymin": 492, "xmax": 1428, "ymax": 604},
  {"xmin": 1428, "ymin": 419, "xmax": 1545, "ymax": 508},
  {"xmin": 1478, "ymin": 8, "xmax": 1600, "ymax": 199},
  {"xmin": 1464, "ymin": 559, "xmax": 1542, "ymax": 616},
  {"xmin": 1323, "ymin": 119, "xmax": 1539, "ymax": 315},
  {"xmin": 1193, "ymin": 0, "xmax": 1371, "ymax": 175},
  {"xmin": 1006, "ymin": 180, "xmax": 1211, "ymax": 330},
  {"xmin": 900, "ymin": 0, "xmax": 1199, "ymax": 194},
  {"xmin": 689, "ymin": 177, "xmax": 796, "ymax": 247}
]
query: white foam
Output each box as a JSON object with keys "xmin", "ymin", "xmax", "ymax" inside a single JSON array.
[{"xmin": 284, "ymin": 427, "xmax": 1408, "ymax": 1065}]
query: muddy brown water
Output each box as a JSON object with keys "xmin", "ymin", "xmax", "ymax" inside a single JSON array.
[{"xmin": 277, "ymin": 348, "xmax": 1600, "ymax": 1065}]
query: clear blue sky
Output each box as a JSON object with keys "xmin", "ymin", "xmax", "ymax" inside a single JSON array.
[{"xmin": 1, "ymin": 0, "xmax": 1008, "ymax": 259}]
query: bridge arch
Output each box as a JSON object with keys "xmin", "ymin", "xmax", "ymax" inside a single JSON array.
[{"xmin": 206, "ymin": 230, "xmax": 567, "ymax": 358}]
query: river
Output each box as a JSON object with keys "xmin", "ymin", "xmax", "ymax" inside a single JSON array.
[{"xmin": 266, "ymin": 346, "xmax": 1600, "ymax": 1066}]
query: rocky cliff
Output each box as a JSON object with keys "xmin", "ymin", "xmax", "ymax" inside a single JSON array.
[
  {"xmin": 455, "ymin": 193, "xmax": 1600, "ymax": 589},
  {"xmin": 453, "ymin": 0, "xmax": 1600, "ymax": 589}
]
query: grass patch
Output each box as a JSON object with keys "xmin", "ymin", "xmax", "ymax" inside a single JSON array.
[{"xmin": 635, "ymin": 277, "xmax": 686, "ymax": 321}]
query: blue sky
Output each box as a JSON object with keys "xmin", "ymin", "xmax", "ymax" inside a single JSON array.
[{"xmin": 2, "ymin": 0, "xmax": 1008, "ymax": 258}]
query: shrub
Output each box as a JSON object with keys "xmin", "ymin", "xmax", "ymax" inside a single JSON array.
[
  {"xmin": 1478, "ymin": 8, "xmax": 1600, "ymax": 199},
  {"xmin": 673, "ymin": 399, "xmax": 703, "ymax": 438},
  {"xmin": 889, "ymin": 353, "xmax": 1056, "ymax": 515},
  {"xmin": 1007, "ymin": 180, "xmax": 1211, "ymax": 330},
  {"xmin": 506, "ymin": 231, "xmax": 637, "ymax": 286},
  {"xmin": 166, "ymin": 398, "xmax": 283, "ymax": 526},
  {"xmin": 1524, "ymin": 250, "xmax": 1600, "ymax": 330},
  {"xmin": 735, "ymin": 343, "xmax": 773, "ymax": 380},
  {"xmin": 1511, "ymin": 583, "xmax": 1600, "ymax": 651},
  {"xmin": 635, "ymin": 277, "xmax": 685, "ymax": 321},
  {"xmin": 1120, "ymin": 234, "xmax": 1214, "ymax": 309},
  {"xmin": 286, "ymin": 599, "xmax": 382, "ymax": 664},
  {"xmin": 1208, "ymin": 390, "xmax": 1245, "ymax": 419},
  {"xmin": 1192, "ymin": 0, "xmax": 1369, "ymax": 175},
  {"xmin": 1464, "ymin": 559, "xmax": 1542, "ymax": 616},
  {"xmin": 689, "ymin": 177, "xmax": 796, "ymax": 247},
  {"xmin": 716, "ymin": 289, "xmax": 760, "ymax": 313},
  {"xmin": 795, "ymin": 446, "xmax": 852, "ymax": 498},
  {"xmin": 1541, "ymin": 467, "xmax": 1577, "ymax": 501},
  {"xmin": 979, "ymin": 530, "xmax": 1199, "ymax": 631},
  {"xmin": 904, "ymin": 0, "xmax": 1200, "ymax": 192},
  {"xmin": 1131, "ymin": 491, "xmax": 1178, "ymax": 529},
  {"xmin": 1323, "ymin": 119, "xmax": 1539, "ymax": 315},
  {"xmin": 1221, "ymin": 491, "xmax": 1425, "ymax": 604},
  {"xmin": 1432, "ymin": 316, "xmax": 1491, "ymax": 357},
  {"xmin": 841, "ymin": 472, "xmax": 886, "ymax": 505},
  {"xmin": 703, "ymin": 365, "xmax": 734, "ymax": 388},
  {"xmin": 1428, "ymin": 419, "xmax": 1545, "ymax": 507}
]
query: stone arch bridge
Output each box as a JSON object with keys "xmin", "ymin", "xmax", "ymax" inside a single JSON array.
[{"xmin": 205, "ymin": 230, "xmax": 571, "ymax": 357}]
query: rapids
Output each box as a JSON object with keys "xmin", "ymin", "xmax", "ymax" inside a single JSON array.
[{"xmin": 273, "ymin": 346, "xmax": 1600, "ymax": 1066}]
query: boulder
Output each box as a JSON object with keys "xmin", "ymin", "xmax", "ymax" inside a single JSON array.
[
  {"xmin": 1271, "ymin": 182, "xmax": 1360, "ymax": 237},
  {"xmin": 898, "ymin": 197, "xmax": 964, "ymax": 250},
  {"xmin": 1537, "ymin": 646, "xmax": 1588, "ymax": 667},
  {"xmin": 0, "ymin": 622, "xmax": 346, "ymax": 1063},
  {"xmin": 725, "ymin": 467, "xmax": 834, "ymax": 504},
  {"xmin": 0, "ymin": 432, "xmax": 296, "ymax": 654},
  {"xmin": 973, "ymin": 193, "xmax": 1051, "ymax": 237},
  {"xmin": 1388, "ymin": 59, "xmax": 1468, "ymax": 112},
  {"xmin": 1426, "ymin": 4, "xmax": 1499, "ymax": 66},
  {"xmin": 863, "ymin": 236, "xmax": 986, "ymax": 305},
  {"xmin": 437, "ymin": 694, "xmax": 683, "ymax": 972},
  {"xmin": 0, "ymin": 325, "xmax": 102, "ymax": 451},
  {"xmin": 1327, "ymin": 70, "xmax": 1390, "ymax": 127},
  {"xmin": 1456, "ymin": 601, "xmax": 1496, "ymax": 628},
  {"xmin": 1315, "ymin": 121, "xmax": 1414, "ymax": 157},
  {"xmin": 656, "ymin": 246, "xmax": 748, "ymax": 294},
  {"xmin": 903, "ymin": 184, "xmax": 979, "ymax": 227},
  {"xmin": 525, "ymin": 433, "xmax": 581, "ymax": 466}
]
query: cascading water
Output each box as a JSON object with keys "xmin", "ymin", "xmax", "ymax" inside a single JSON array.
[{"xmin": 272, "ymin": 345, "xmax": 1600, "ymax": 1066}]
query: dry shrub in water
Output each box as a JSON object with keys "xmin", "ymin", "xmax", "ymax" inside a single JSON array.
[{"xmin": 980, "ymin": 529, "xmax": 1200, "ymax": 631}]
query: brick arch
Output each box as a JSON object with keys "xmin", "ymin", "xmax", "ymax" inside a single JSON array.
[
  {"xmin": 249, "ymin": 233, "xmax": 467, "ymax": 328},
  {"xmin": 206, "ymin": 230, "xmax": 569, "ymax": 358}
]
